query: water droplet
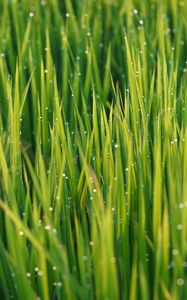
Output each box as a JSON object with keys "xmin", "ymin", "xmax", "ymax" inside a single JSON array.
[
  {"xmin": 183, "ymin": 261, "xmax": 187, "ymax": 267},
  {"xmin": 45, "ymin": 224, "xmax": 51, "ymax": 230},
  {"xmin": 172, "ymin": 249, "xmax": 178, "ymax": 256},
  {"xmin": 41, "ymin": 0, "xmax": 47, "ymax": 5},
  {"xmin": 111, "ymin": 257, "xmax": 116, "ymax": 263},
  {"xmin": 29, "ymin": 12, "xmax": 34, "ymax": 18},
  {"xmin": 82, "ymin": 256, "xmax": 88, "ymax": 261},
  {"xmin": 37, "ymin": 271, "xmax": 43, "ymax": 276},
  {"xmin": 176, "ymin": 224, "xmax": 183, "ymax": 230},
  {"xmin": 57, "ymin": 282, "xmax": 62, "ymax": 287},
  {"xmin": 177, "ymin": 278, "xmax": 184, "ymax": 286}
]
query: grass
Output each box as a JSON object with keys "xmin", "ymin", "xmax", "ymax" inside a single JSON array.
[{"xmin": 0, "ymin": 0, "xmax": 187, "ymax": 299}]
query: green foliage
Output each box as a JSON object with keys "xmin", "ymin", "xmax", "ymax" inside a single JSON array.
[{"xmin": 0, "ymin": 0, "xmax": 187, "ymax": 299}]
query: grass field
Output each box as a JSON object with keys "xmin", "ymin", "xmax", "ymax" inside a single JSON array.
[{"xmin": 0, "ymin": 0, "xmax": 187, "ymax": 299}]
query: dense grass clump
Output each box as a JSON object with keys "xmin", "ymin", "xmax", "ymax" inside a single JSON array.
[{"xmin": 0, "ymin": 0, "xmax": 187, "ymax": 299}]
